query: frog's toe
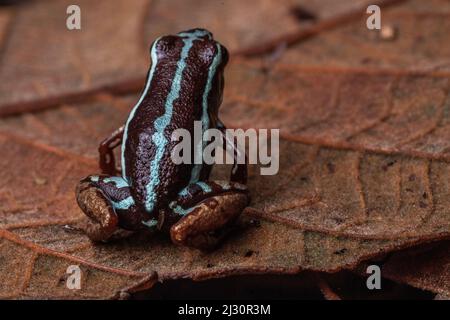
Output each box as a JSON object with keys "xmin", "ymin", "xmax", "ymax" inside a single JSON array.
[
  {"xmin": 170, "ymin": 192, "xmax": 249, "ymax": 250},
  {"xmin": 76, "ymin": 181, "xmax": 118, "ymax": 242}
]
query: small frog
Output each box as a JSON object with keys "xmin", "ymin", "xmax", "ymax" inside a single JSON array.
[{"xmin": 75, "ymin": 29, "xmax": 249, "ymax": 249}]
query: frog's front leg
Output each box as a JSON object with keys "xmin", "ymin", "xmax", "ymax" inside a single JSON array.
[
  {"xmin": 98, "ymin": 126, "xmax": 124, "ymax": 175},
  {"xmin": 75, "ymin": 174, "xmax": 150, "ymax": 242},
  {"xmin": 168, "ymin": 181, "xmax": 249, "ymax": 249},
  {"xmin": 217, "ymin": 121, "xmax": 248, "ymax": 184}
]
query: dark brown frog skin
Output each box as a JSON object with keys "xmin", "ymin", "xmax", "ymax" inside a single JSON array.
[{"xmin": 75, "ymin": 29, "xmax": 249, "ymax": 249}]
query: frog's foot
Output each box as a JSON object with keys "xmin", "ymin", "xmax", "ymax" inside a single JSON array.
[
  {"xmin": 76, "ymin": 175, "xmax": 149, "ymax": 240},
  {"xmin": 76, "ymin": 180, "xmax": 118, "ymax": 242},
  {"xmin": 170, "ymin": 191, "xmax": 249, "ymax": 250}
]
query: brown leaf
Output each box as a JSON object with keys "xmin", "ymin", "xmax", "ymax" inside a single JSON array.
[
  {"xmin": 389, "ymin": 0, "xmax": 450, "ymax": 14},
  {"xmin": 0, "ymin": 0, "xmax": 448, "ymax": 299},
  {"xmin": 276, "ymin": 2, "xmax": 450, "ymax": 72},
  {"xmin": 144, "ymin": 0, "xmax": 300, "ymax": 53},
  {"xmin": 319, "ymin": 270, "xmax": 435, "ymax": 299},
  {"xmin": 0, "ymin": 229, "xmax": 153, "ymax": 299},
  {"xmin": 3, "ymin": 69, "xmax": 450, "ymax": 240},
  {"xmin": 0, "ymin": 89, "xmax": 447, "ymax": 298},
  {"xmin": 0, "ymin": 6, "xmax": 13, "ymax": 44},
  {"xmin": 224, "ymin": 62, "xmax": 449, "ymax": 152},
  {"xmin": 0, "ymin": 133, "xmax": 95, "ymax": 229},
  {"xmin": 0, "ymin": 0, "xmax": 389, "ymax": 116},
  {"xmin": 222, "ymin": 61, "xmax": 450, "ymax": 239},
  {"xmin": 0, "ymin": 0, "xmax": 149, "ymax": 116},
  {"xmin": 0, "ymin": 95, "xmax": 134, "ymax": 158},
  {"xmin": 381, "ymin": 241, "xmax": 449, "ymax": 296},
  {"xmin": 143, "ymin": 0, "xmax": 376, "ymax": 53}
]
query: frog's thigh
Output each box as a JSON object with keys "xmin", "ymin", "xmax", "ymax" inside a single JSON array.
[
  {"xmin": 170, "ymin": 182, "xmax": 249, "ymax": 249},
  {"xmin": 176, "ymin": 180, "xmax": 249, "ymax": 208},
  {"xmin": 76, "ymin": 175, "xmax": 141, "ymax": 241}
]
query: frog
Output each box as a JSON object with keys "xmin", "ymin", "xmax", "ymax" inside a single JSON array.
[{"xmin": 75, "ymin": 29, "xmax": 249, "ymax": 250}]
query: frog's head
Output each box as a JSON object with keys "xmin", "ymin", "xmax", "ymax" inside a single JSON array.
[
  {"xmin": 182, "ymin": 29, "xmax": 229, "ymax": 126},
  {"xmin": 150, "ymin": 29, "xmax": 228, "ymax": 125}
]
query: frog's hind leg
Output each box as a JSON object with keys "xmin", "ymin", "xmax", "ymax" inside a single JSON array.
[
  {"xmin": 169, "ymin": 181, "xmax": 249, "ymax": 249},
  {"xmin": 98, "ymin": 126, "xmax": 124, "ymax": 176},
  {"xmin": 75, "ymin": 175, "xmax": 146, "ymax": 242}
]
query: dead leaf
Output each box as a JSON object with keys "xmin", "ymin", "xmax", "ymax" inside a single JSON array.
[
  {"xmin": 222, "ymin": 62, "xmax": 450, "ymax": 239},
  {"xmin": 381, "ymin": 241, "xmax": 449, "ymax": 296},
  {"xmin": 0, "ymin": 0, "xmax": 149, "ymax": 116},
  {"xmin": 0, "ymin": 229, "xmax": 152, "ymax": 299},
  {"xmin": 0, "ymin": 0, "xmax": 448, "ymax": 299},
  {"xmin": 143, "ymin": 0, "xmax": 377, "ymax": 53},
  {"xmin": 277, "ymin": 2, "xmax": 450, "ymax": 72},
  {"xmin": 0, "ymin": 90, "xmax": 447, "ymax": 298},
  {"xmin": 0, "ymin": 0, "xmax": 396, "ymax": 116}
]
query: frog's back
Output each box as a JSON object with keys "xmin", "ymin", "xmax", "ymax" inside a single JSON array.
[{"xmin": 121, "ymin": 29, "xmax": 225, "ymax": 214}]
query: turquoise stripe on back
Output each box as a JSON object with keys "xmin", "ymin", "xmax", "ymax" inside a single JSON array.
[
  {"xmin": 144, "ymin": 35, "xmax": 198, "ymax": 213},
  {"xmin": 189, "ymin": 44, "xmax": 222, "ymax": 184},
  {"xmin": 121, "ymin": 37, "xmax": 161, "ymax": 182}
]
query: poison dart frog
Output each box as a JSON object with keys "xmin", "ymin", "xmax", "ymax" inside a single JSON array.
[{"xmin": 75, "ymin": 29, "xmax": 249, "ymax": 249}]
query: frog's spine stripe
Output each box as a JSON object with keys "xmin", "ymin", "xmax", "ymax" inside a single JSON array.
[
  {"xmin": 189, "ymin": 44, "xmax": 222, "ymax": 184},
  {"xmin": 143, "ymin": 34, "xmax": 198, "ymax": 213},
  {"xmin": 121, "ymin": 37, "xmax": 161, "ymax": 182}
]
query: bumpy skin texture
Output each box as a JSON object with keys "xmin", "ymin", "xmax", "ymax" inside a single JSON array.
[
  {"xmin": 124, "ymin": 32, "xmax": 229, "ymax": 213},
  {"xmin": 75, "ymin": 29, "xmax": 249, "ymax": 249},
  {"xmin": 170, "ymin": 193, "xmax": 249, "ymax": 249}
]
